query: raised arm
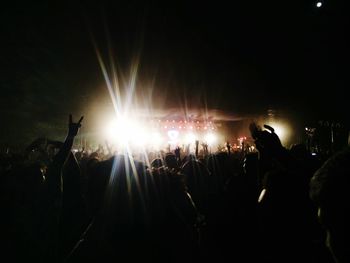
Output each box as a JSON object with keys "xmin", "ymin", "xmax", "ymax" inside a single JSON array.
[
  {"xmin": 46, "ymin": 115, "xmax": 83, "ymax": 198},
  {"xmin": 52, "ymin": 114, "xmax": 83, "ymax": 168},
  {"xmin": 249, "ymin": 122, "xmax": 293, "ymax": 170},
  {"xmin": 37, "ymin": 115, "xmax": 83, "ymax": 262}
]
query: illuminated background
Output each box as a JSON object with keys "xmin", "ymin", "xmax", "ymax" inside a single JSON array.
[{"xmin": 0, "ymin": 1, "xmax": 348, "ymax": 151}]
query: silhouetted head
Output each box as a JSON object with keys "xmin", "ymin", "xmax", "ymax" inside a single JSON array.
[
  {"xmin": 151, "ymin": 158, "xmax": 164, "ymax": 168},
  {"xmin": 182, "ymin": 154, "xmax": 196, "ymax": 165},
  {"xmin": 181, "ymin": 159, "xmax": 210, "ymax": 207},
  {"xmin": 310, "ymin": 147, "xmax": 350, "ymax": 263},
  {"xmin": 249, "ymin": 122, "xmax": 283, "ymax": 157},
  {"xmin": 164, "ymin": 153, "xmax": 178, "ymax": 169},
  {"xmin": 27, "ymin": 149, "xmax": 50, "ymax": 166}
]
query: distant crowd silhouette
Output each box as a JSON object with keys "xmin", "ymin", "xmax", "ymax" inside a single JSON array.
[{"xmin": 0, "ymin": 115, "xmax": 348, "ymax": 263}]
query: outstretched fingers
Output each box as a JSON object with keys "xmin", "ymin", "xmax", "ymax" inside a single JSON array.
[
  {"xmin": 78, "ymin": 116, "xmax": 84, "ymax": 124},
  {"xmin": 67, "ymin": 114, "xmax": 84, "ymax": 137},
  {"xmin": 69, "ymin": 114, "xmax": 84, "ymax": 125}
]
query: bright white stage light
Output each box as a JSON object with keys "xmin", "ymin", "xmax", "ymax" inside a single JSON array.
[
  {"xmin": 272, "ymin": 125, "xmax": 285, "ymax": 140},
  {"xmin": 204, "ymin": 133, "xmax": 217, "ymax": 145},
  {"xmin": 316, "ymin": 1, "xmax": 322, "ymax": 8},
  {"xmin": 167, "ymin": 130, "xmax": 179, "ymax": 144},
  {"xmin": 105, "ymin": 117, "xmax": 144, "ymax": 146},
  {"xmin": 132, "ymin": 130, "xmax": 148, "ymax": 147},
  {"xmin": 151, "ymin": 132, "xmax": 163, "ymax": 147},
  {"xmin": 105, "ymin": 121, "xmax": 118, "ymax": 141},
  {"xmin": 185, "ymin": 133, "xmax": 197, "ymax": 144},
  {"xmin": 104, "ymin": 116, "xmax": 223, "ymax": 150},
  {"xmin": 105, "ymin": 119, "xmax": 128, "ymax": 144}
]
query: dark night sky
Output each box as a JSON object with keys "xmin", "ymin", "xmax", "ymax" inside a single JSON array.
[{"xmin": 0, "ymin": 0, "xmax": 349, "ymax": 144}]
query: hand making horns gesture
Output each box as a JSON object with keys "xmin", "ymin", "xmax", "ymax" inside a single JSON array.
[{"xmin": 68, "ymin": 114, "xmax": 84, "ymax": 137}]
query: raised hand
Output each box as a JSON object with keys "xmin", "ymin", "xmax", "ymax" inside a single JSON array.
[
  {"xmin": 105, "ymin": 140, "xmax": 112, "ymax": 155},
  {"xmin": 249, "ymin": 122, "xmax": 283, "ymax": 156},
  {"xmin": 263, "ymin": 124, "xmax": 275, "ymax": 133},
  {"xmin": 175, "ymin": 146, "xmax": 181, "ymax": 159},
  {"xmin": 68, "ymin": 114, "xmax": 84, "ymax": 137},
  {"xmin": 226, "ymin": 141, "xmax": 231, "ymax": 154},
  {"xmin": 201, "ymin": 143, "xmax": 208, "ymax": 155}
]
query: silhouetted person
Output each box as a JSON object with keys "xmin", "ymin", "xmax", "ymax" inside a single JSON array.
[
  {"xmin": 151, "ymin": 157, "xmax": 164, "ymax": 168},
  {"xmin": 2, "ymin": 115, "xmax": 83, "ymax": 263},
  {"xmin": 165, "ymin": 153, "xmax": 178, "ymax": 169},
  {"xmin": 310, "ymin": 147, "xmax": 350, "ymax": 263},
  {"xmin": 66, "ymin": 155, "xmax": 201, "ymax": 263},
  {"xmin": 250, "ymin": 122, "xmax": 332, "ymax": 263}
]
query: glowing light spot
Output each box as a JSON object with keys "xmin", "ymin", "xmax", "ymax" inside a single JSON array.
[
  {"xmin": 104, "ymin": 117, "xmax": 150, "ymax": 148},
  {"xmin": 168, "ymin": 130, "xmax": 179, "ymax": 144},
  {"xmin": 151, "ymin": 132, "xmax": 163, "ymax": 148},
  {"xmin": 316, "ymin": 2, "xmax": 322, "ymax": 8},
  {"xmin": 185, "ymin": 133, "xmax": 197, "ymax": 144},
  {"xmin": 264, "ymin": 121, "xmax": 291, "ymax": 145},
  {"xmin": 205, "ymin": 133, "xmax": 217, "ymax": 145},
  {"xmin": 271, "ymin": 126, "xmax": 285, "ymax": 140},
  {"xmin": 105, "ymin": 117, "xmax": 135, "ymax": 145},
  {"xmin": 258, "ymin": 189, "xmax": 267, "ymax": 203}
]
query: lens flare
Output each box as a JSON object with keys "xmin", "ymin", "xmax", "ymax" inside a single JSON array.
[{"xmin": 105, "ymin": 117, "xmax": 147, "ymax": 147}]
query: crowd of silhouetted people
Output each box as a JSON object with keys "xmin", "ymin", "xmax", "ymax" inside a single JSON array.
[{"xmin": 0, "ymin": 116, "xmax": 348, "ymax": 263}]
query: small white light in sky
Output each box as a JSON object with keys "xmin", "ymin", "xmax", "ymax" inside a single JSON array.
[{"xmin": 316, "ymin": 2, "xmax": 322, "ymax": 8}]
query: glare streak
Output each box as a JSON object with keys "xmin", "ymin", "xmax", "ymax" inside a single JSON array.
[{"xmin": 94, "ymin": 59, "xmax": 121, "ymax": 120}]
